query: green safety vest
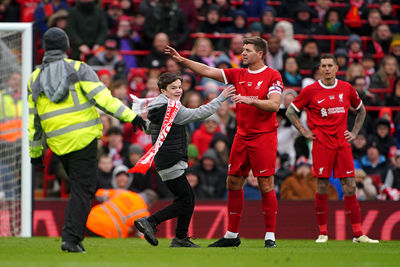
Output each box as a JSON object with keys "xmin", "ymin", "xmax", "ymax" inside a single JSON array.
[{"xmin": 28, "ymin": 58, "xmax": 137, "ymax": 157}]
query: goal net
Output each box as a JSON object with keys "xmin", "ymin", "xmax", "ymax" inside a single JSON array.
[{"xmin": 0, "ymin": 23, "xmax": 32, "ymax": 237}]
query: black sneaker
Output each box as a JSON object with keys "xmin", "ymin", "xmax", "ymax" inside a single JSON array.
[
  {"xmin": 134, "ymin": 217, "xmax": 159, "ymax": 246},
  {"xmin": 265, "ymin": 239, "xmax": 277, "ymax": 248},
  {"xmin": 78, "ymin": 242, "xmax": 85, "ymax": 252},
  {"xmin": 169, "ymin": 237, "xmax": 200, "ymax": 248},
  {"xmin": 61, "ymin": 241, "xmax": 85, "ymax": 253},
  {"xmin": 208, "ymin": 237, "xmax": 241, "ymax": 247}
]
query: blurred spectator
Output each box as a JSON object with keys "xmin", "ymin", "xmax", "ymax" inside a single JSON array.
[
  {"xmin": 185, "ymin": 167, "xmax": 203, "ymax": 198},
  {"xmin": 351, "ymin": 75, "xmax": 381, "ymax": 106},
  {"xmin": 361, "ymin": 54, "xmax": 376, "ymax": 79},
  {"xmin": 314, "ymin": 0, "xmax": 332, "ymax": 22},
  {"xmin": 97, "ymin": 69, "xmax": 113, "ymax": 88},
  {"xmin": 115, "ymin": 15, "xmax": 141, "ymax": 70},
  {"xmin": 372, "ymin": 118, "xmax": 397, "ymax": 165},
  {"xmin": 111, "ymin": 165, "xmax": 133, "ymax": 190},
  {"xmin": 370, "ymin": 55, "xmax": 399, "ymax": 90},
  {"xmin": 352, "ymin": 130, "xmax": 368, "ymax": 163},
  {"xmin": 248, "ymin": 22, "xmax": 263, "ymax": 37},
  {"xmin": 101, "ymin": 127, "xmax": 131, "ymax": 167},
  {"xmin": 379, "ymin": 0, "xmax": 396, "ymax": 21},
  {"xmin": 0, "ymin": 0, "xmax": 20, "ymax": 22},
  {"xmin": 354, "ymin": 169, "xmax": 377, "ymax": 200},
  {"xmin": 347, "ymin": 34, "xmax": 363, "ymax": 65},
  {"xmin": 177, "ymin": 0, "xmax": 198, "ymax": 32},
  {"xmin": 390, "ymin": 35, "xmax": 400, "ymax": 65},
  {"xmin": 280, "ymin": 156, "xmax": 337, "ymax": 200},
  {"xmin": 344, "ymin": 0, "xmax": 369, "ymax": 34},
  {"xmin": 292, "ymin": 2, "xmax": 317, "ymax": 35},
  {"xmin": 166, "ymin": 57, "xmax": 183, "ymax": 73},
  {"xmin": 46, "ymin": 9, "xmax": 68, "ymax": 30},
  {"xmin": 216, "ymin": 101, "xmax": 236, "ymax": 146},
  {"xmin": 378, "ymin": 107, "xmax": 396, "ymax": 136},
  {"xmin": 143, "ymin": 0, "xmax": 189, "ymax": 48},
  {"xmin": 258, "ymin": 6, "xmax": 277, "ymax": 34},
  {"xmin": 243, "ymin": 170, "xmax": 261, "ymax": 200},
  {"xmin": 296, "ymin": 38, "xmax": 320, "ymax": 70},
  {"xmin": 97, "ymin": 153, "xmax": 113, "ymax": 189},
  {"xmin": 346, "ymin": 63, "xmax": 365, "ymax": 84},
  {"xmin": 189, "ymin": 38, "xmax": 216, "ymax": 67},
  {"xmin": 105, "ymin": 0, "xmax": 124, "ymax": 35},
  {"xmin": 182, "ymin": 91, "xmax": 204, "ymax": 135},
  {"xmin": 190, "ymin": 149, "xmax": 226, "ymax": 199},
  {"xmin": 67, "ymin": 0, "xmax": 108, "ymax": 60},
  {"xmin": 88, "ymin": 37, "xmax": 125, "ymax": 73},
  {"xmin": 218, "ymin": 34, "xmax": 243, "ymax": 69},
  {"xmin": 241, "ymin": 0, "xmax": 267, "ymax": 18},
  {"xmin": 187, "ymin": 144, "xmax": 199, "ymax": 167},
  {"xmin": 359, "ymin": 8, "xmax": 382, "ymax": 36},
  {"xmin": 272, "ymin": 21, "xmax": 301, "ymax": 55},
  {"xmin": 225, "ymin": 9, "xmax": 248, "ymax": 34},
  {"xmin": 127, "ymin": 68, "xmax": 147, "ymax": 97},
  {"xmin": 143, "ymin": 77, "xmax": 160, "ymax": 98},
  {"xmin": 193, "ymin": 0, "xmax": 207, "ymax": 17},
  {"xmin": 274, "ymin": 152, "xmax": 293, "ymax": 195},
  {"xmin": 281, "ymin": 56, "xmax": 302, "ymax": 87},
  {"xmin": 385, "ymin": 76, "xmax": 400, "ymax": 106},
  {"xmin": 144, "ymin": 32, "xmax": 170, "ymax": 71},
  {"xmin": 181, "ymin": 72, "xmax": 197, "ymax": 93},
  {"xmin": 360, "ymin": 138, "xmax": 391, "ymax": 189},
  {"xmin": 334, "ymin": 48, "xmax": 349, "ymax": 74},
  {"xmin": 209, "ymin": 132, "xmax": 231, "ymax": 169},
  {"xmin": 197, "ymin": 4, "xmax": 224, "ymax": 35},
  {"xmin": 215, "ymin": 54, "xmax": 232, "ymax": 70},
  {"xmin": 212, "ymin": 0, "xmax": 234, "ymax": 17},
  {"xmin": 191, "ymin": 114, "xmax": 221, "ymax": 158},
  {"xmin": 110, "ymin": 80, "xmax": 129, "ymax": 106},
  {"xmin": 276, "ymin": 0, "xmax": 298, "ymax": 18},
  {"xmin": 266, "ymin": 36, "xmax": 284, "ymax": 72},
  {"xmin": 367, "ymin": 24, "xmax": 393, "ymax": 57},
  {"xmin": 120, "ymin": 0, "xmax": 134, "ymax": 16},
  {"xmin": 391, "ymin": 154, "xmax": 400, "ymax": 190},
  {"xmin": 302, "ymin": 64, "xmax": 322, "ymax": 88},
  {"xmin": 34, "ymin": 0, "xmax": 69, "ymax": 37},
  {"xmin": 318, "ymin": 8, "xmax": 350, "ymax": 52},
  {"xmin": 138, "ymin": 0, "xmax": 157, "ymax": 17},
  {"xmin": 203, "ymin": 80, "xmax": 221, "ymax": 100}
]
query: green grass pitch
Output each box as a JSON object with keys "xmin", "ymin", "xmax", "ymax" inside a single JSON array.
[{"xmin": 0, "ymin": 237, "xmax": 399, "ymax": 267}]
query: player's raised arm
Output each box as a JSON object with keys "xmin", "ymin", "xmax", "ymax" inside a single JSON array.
[{"xmin": 165, "ymin": 45, "xmax": 224, "ymax": 83}]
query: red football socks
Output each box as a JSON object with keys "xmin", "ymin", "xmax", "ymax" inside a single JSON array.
[
  {"xmin": 344, "ymin": 195, "xmax": 363, "ymax": 237},
  {"xmin": 227, "ymin": 189, "xmax": 244, "ymax": 233},
  {"xmin": 315, "ymin": 193, "xmax": 328, "ymax": 235},
  {"xmin": 262, "ymin": 190, "xmax": 278, "ymax": 232}
]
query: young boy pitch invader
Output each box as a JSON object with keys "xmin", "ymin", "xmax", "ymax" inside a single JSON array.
[{"xmin": 133, "ymin": 72, "xmax": 235, "ymax": 247}]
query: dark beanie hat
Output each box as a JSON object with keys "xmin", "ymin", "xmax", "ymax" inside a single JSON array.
[{"xmin": 43, "ymin": 27, "xmax": 69, "ymax": 52}]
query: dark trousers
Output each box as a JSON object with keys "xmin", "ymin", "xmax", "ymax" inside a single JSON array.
[
  {"xmin": 58, "ymin": 139, "xmax": 97, "ymax": 244},
  {"xmin": 150, "ymin": 174, "xmax": 195, "ymax": 239}
]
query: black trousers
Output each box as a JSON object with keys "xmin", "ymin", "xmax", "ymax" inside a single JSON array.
[
  {"xmin": 150, "ymin": 174, "xmax": 195, "ymax": 239},
  {"xmin": 58, "ymin": 139, "xmax": 97, "ymax": 244}
]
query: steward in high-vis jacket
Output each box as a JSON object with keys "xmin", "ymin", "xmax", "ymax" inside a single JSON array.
[{"xmin": 28, "ymin": 27, "xmax": 147, "ymax": 253}]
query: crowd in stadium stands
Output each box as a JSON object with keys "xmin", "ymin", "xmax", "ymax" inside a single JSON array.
[{"xmin": 2, "ymin": 0, "xmax": 400, "ymax": 201}]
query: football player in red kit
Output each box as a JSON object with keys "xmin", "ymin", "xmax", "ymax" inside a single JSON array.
[
  {"xmin": 286, "ymin": 54, "xmax": 379, "ymax": 244},
  {"xmin": 166, "ymin": 37, "xmax": 282, "ymax": 248}
]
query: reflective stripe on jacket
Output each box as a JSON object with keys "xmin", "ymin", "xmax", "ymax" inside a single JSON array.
[
  {"xmin": 28, "ymin": 58, "xmax": 138, "ymax": 157},
  {"xmin": 0, "ymin": 91, "xmax": 22, "ymax": 142},
  {"xmin": 86, "ymin": 189, "xmax": 150, "ymax": 238}
]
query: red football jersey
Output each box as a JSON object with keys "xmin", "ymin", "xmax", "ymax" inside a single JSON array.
[
  {"xmin": 291, "ymin": 79, "xmax": 362, "ymax": 149},
  {"xmin": 221, "ymin": 66, "xmax": 283, "ymax": 136}
]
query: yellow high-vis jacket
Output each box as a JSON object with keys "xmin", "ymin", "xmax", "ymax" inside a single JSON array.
[
  {"xmin": 0, "ymin": 90, "xmax": 22, "ymax": 142},
  {"xmin": 28, "ymin": 58, "xmax": 138, "ymax": 157}
]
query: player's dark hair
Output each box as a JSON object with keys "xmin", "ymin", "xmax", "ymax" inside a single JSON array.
[
  {"xmin": 158, "ymin": 72, "xmax": 183, "ymax": 91},
  {"xmin": 320, "ymin": 53, "xmax": 338, "ymax": 65},
  {"xmin": 243, "ymin": 36, "xmax": 268, "ymax": 60}
]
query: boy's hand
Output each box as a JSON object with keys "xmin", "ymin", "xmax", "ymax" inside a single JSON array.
[{"xmin": 221, "ymin": 85, "xmax": 236, "ymax": 99}]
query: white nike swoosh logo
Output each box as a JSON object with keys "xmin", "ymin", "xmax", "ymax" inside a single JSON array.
[
  {"xmin": 317, "ymin": 99, "xmax": 325, "ymax": 104},
  {"xmin": 259, "ymin": 169, "xmax": 268, "ymax": 173},
  {"xmin": 346, "ymin": 170, "xmax": 353, "ymax": 174},
  {"xmin": 229, "ymin": 212, "xmax": 238, "ymax": 215},
  {"xmin": 239, "ymin": 81, "xmax": 245, "ymax": 84}
]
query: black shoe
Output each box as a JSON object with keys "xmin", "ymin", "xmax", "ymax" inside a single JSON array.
[
  {"xmin": 208, "ymin": 237, "xmax": 241, "ymax": 247},
  {"xmin": 265, "ymin": 239, "xmax": 277, "ymax": 248},
  {"xmin": 61, "ymin": 241, "xmax": 85, "ymax": 253},
  {"xmin": 78, "ymin": 242, "xmax": 85, "ymax": 252},
  {"xmin": 134, "ymin": 217, "xmax": 159, "ymax": 246},
  {"xmin": 169, "ymin": 237, "xmax": 200, "ymax": 248}
]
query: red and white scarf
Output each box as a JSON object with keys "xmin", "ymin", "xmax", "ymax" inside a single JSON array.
[{"xmin": 128, "ymin": 99, "xmax": 182, "ymax": 174}]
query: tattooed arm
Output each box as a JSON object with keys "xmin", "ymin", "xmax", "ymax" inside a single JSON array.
[
  {"xmin": 286, "ymin": 105, "xmax": 316, "ymax": 140},
  {"xmin": 344, "ymin": 104, "xmax": 366, "ymax": 142}
]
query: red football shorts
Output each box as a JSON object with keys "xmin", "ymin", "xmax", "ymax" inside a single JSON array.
[
  {"xmin": 312, "ymin": 140, "xmax": 355, "ymax": 178},
  {"xmin": 228, "ymin": 131, "xmax": 277, "ymax": 177}
]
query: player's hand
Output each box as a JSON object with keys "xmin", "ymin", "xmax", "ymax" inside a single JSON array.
[
  {"xmin": 165, "ymin": 45, "xmax": 184, "ymax": 62},
  {"xmin": 344, "ymin": 130, "xmax": 356, "ymax": 143},
  {"xmin": 231, "ymin": 94, "xmax": 254, "ymax": 105},
  {"xmin": 221, "ymin": 85, "xmax": 236, "ymax": 99},
  {"xmin": 302, "ymin": 129, "xmax": 316, "ymax": 140}
]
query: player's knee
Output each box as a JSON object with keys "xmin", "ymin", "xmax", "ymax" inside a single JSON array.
[{"xmin": 227, "ymin": 176, "xmax": 245, "ymax": 190}]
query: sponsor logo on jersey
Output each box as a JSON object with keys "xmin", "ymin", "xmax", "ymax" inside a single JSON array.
[
  {"xmin": 321, "ymin": 107, "xmax": 345, "ymax": 117},
  {"xmin": 329, "ymin": 95, "xmax": 335, "ymax": 100},
  {"xmin": 321, "ymin": 108, "xmax": 328, "ymax": 117}
]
